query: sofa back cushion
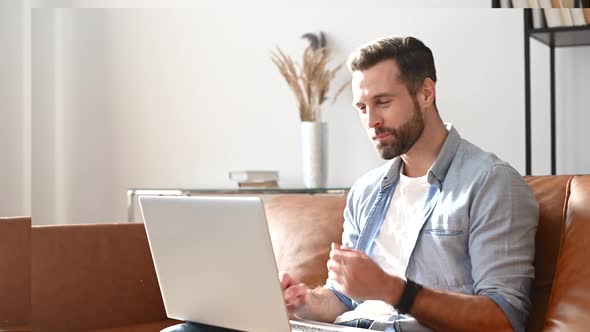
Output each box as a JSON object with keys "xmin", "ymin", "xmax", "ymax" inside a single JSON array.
[
  {"xmin": 32, "ymin": 223, "xmax": 167, "ymax": 331},
  {"xmin": 0, "ymin": 216, "xmax": 31, "ymax": 328},
  {"xmin": 543, "ymin": 175, "xmax": 590, "ymax": 331},
  {"xmin": 265, "ymin": 194, "xmax": 346, "ymax": 288}
]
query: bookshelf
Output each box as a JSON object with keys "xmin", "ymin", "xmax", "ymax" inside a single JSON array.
[
  {"xmin": 525, "ymin": 9, "xmax": 590, "ymax": 175},
  {"xmin": 493, "ymin": 1, "xmax": 590, "ymax": 175},
  {"xmin": 530, "ymin": 25, "xmax": 590, "ymax": 46}
]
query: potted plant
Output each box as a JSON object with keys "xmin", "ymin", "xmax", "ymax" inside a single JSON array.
[{"xmin": 270, "ymin": 32, "xmax": 349, "ymax": 188}]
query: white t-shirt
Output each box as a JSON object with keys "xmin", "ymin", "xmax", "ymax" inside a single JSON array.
[{"xmin": 334, "ymin": 168, "xmax": 431, "ymax": 323}]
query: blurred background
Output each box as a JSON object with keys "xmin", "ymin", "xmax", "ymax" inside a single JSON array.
[{"xmin": 1, "ymin": 0, "xmax": 588, "ymax": 224}]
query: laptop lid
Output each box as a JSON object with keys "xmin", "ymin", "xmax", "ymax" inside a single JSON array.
[{"xmin": 139, "ymin": 196, "xmax": 291, "ymax": 332}]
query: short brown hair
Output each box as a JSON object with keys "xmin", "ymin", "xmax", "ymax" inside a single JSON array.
[{"xmin": 347, "ymin": 36, "xmax": 437, "ymax": 96}]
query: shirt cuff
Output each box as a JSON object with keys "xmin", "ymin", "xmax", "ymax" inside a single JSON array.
[
  {"xmin": 485, "ymin": 293, "xmax": 526, "ymax": 332},
  {"xmin": 324, "ymin": 281, "xmax": 356, "ymax": 310}
]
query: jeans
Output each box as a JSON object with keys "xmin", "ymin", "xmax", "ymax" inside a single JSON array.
[
  {"xmin": 337, "ymin": 318, "xmax": 375, "ymax": 329},
  {"xmin": 161, "ymin": 322, "xmax": 241, "ymax": 332}
]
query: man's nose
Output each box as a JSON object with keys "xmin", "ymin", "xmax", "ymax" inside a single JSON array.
[{"xmin": 367, "ymin": 108, "xmax": 383, "ymax": 128}]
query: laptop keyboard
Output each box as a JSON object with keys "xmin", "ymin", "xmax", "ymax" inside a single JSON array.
[{"xmin": 291, "ymin": 322, "xmax": 347, "ymax": 332}]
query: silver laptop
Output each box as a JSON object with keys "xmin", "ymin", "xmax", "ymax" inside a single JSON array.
[{"xmin": 139, "ymin": 196, "xmax": 365, "ymax": 332}]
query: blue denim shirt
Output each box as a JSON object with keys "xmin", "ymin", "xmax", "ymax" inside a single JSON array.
[{"xmin": 326, "ymin": 124, "xmax": 539, "ymax": 332}]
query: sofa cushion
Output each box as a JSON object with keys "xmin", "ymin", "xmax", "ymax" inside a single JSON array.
[
  {"xmin": 543, "ymin": 175, "xmax": 590, "ymax": 331},
  {"xmin": 0, "ymin": 217, "xmax": 31, "ymax": 328},
  {"xmin": 265, "ymin": 194, "xmax": 346, "ymax": 288},
  {"xmin": 32, "ymin": 223, "xmax": 167, "ymax": 331}
]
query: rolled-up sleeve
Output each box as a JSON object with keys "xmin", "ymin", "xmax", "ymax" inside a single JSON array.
[
  {"xmin": 324, "ymin": 181, "xmax": 362, "ymax": 310},
  {"xmin": 469, "ymin": 165, "xmax": 539, "ymax": 332}
]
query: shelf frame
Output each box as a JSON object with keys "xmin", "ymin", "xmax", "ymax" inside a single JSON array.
[{"xmin": 493, "ymin": 2, "xmax": 590, "ymax": 175}]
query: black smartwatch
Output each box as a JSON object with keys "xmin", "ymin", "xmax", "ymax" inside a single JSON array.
[{"xmin": 395, "ymin": 278, "xmax": 423, "ymax": 314}]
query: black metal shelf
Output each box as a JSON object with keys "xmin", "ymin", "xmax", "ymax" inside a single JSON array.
[
  {"xmin": 530, "ymin": 25, "xmax": 590, "ymax": 47},
  {"xmin": 523, "ymin": 10, "xmax": 590, "ymax": 175},
  {"xmin": 493, "ymin": 2, "xmax": 590, "ymax": 175}
]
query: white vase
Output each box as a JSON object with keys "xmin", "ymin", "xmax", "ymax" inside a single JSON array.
[{"xmin": 300, "ymin": 121, "xmax": 328, "ymax": 188}]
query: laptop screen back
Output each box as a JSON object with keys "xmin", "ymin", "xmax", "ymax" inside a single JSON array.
[{"xmin": 140, "ymin": 196, "xmax": 291, "ymax": 332}]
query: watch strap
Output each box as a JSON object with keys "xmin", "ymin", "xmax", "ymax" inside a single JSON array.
[{"xmin": 395, "ymin": 278, "xmax": 422, "ymax": 315}]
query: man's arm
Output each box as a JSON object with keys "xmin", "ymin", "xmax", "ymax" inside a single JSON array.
[
  {"xmin": 328, "ymin": 247, "xmax": 513, "ymax": 332},
  {"xmin": 408, "ymin": 286, "xmax": 512, "ymax": 332},
  {"xmin": 280, "ymin": 272, "xmax": 348, "ymax": 323}
]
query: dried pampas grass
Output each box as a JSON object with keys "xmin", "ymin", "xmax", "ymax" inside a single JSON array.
[{"xmin": 271, "ymin": 46, "xmax": 350, "ymax": 122}]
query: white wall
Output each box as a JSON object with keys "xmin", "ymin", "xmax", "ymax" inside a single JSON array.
[
  {"xmin": 31, "ymin": 7, "xmax": 529, "ymax": 224},
  {"xmin": 3, "ymin": 3, "xmax": 588, "ymax": 225},
  {"xmin": 0, "ymin": 0, "xmax": 30, "ymax": 217},
  {"xmin": 555, "ymin": 47, "xmax": 590, "ymax": 174},
  {"xmin": 31, "ymin": 0, "xmax": 492, "ymax": 9},
  {"xmin": 530, "ymin": 40, "xmax": 590, "ymax": 175}
]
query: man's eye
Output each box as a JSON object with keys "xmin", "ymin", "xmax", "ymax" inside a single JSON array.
[{"xmin": 377, "ymin": 100, "xmax": 391, "ymax": 105}]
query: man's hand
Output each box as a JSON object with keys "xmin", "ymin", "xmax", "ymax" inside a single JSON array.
[
  {"xmin": 327, "ymin": 243, "xmax": 405, "ymax": 305},
  {"xmin": 279, "ymin": 271, "xmax": 310, "ymax": 318}
]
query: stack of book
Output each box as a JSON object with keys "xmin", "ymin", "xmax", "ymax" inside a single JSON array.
[
  {"xmin": 228, "ymin": 170, "xmax": 279, "ymax": 188},
  {"xmin": 508, "ymin": 0, "xmax": 590, "ymax": 28}
]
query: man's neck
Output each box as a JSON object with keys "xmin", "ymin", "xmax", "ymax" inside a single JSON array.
[{"xmin": 401, "ymin": 119, "xmax": 448, "ymax": 178}]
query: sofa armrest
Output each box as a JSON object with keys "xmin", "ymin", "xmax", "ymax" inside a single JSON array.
[
  {"xmin": 0, "ymin": 217, "xmax": 31, "ymax": 328},
  {"xmin": 32, "ymin": 223, "xmax": 167, "ymax": 331}
]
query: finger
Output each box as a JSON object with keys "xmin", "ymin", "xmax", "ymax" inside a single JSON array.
[
  {"xmin": 327, "ymin": 258, "xmax": 341, "ymax": 272},
  {"xmin": 328, "ymin": 269, "xmax": 345, "ymax": 284},
  {"xmin": 329, "ymin": 278, "xmax": 344, "ymax": 293},
  {"xmin": 329, "ymin": 245, "xmax": 336, "ymax": 259},
  {"xmin": 286, "ymin": 290, "xmax": 306, "ymax": 307},
  {"xmin": 279, "ymin": 271, "xmax": 294, "ymax": 290},
  {"xmin": 330, "ymin": 248, "xmax": 348, "ymax": 262},
  {"xmin": 284, "ymin": 283, "xmax": 307, "ymax": 302},
  {"xmin": 284, "ymin": 284, "xmax": 308, "ymax": 312},
  {"xmin": 330, "ymin": 248, "xmax": 351, "ymax": 260},
  {"xmin": 332, "ymin": 247, "xmax": 358, "ymax": 256}
]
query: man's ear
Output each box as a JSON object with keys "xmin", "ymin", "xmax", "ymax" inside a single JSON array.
[{"xmin": 419, "ymin": 78, "xmax": 436, "ymax": 108}]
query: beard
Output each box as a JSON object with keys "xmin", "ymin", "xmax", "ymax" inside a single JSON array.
[{"xmin": 374, "ymin": 99, "xmax": 425, "ymax": 160}]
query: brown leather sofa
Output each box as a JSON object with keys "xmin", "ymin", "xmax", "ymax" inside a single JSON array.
[{"xmin": 5, "ymin": 175, "xmax": 590, "ymax": 331}]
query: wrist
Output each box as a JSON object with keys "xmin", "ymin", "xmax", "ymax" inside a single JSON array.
[{"xmin": 383, "ymin": 275, "xmax": 405, "ymax": 306}]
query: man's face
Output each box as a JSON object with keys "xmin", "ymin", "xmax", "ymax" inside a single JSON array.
[{"xmin": 351, "ymin": 59, "xmax": 425, "ymax": 160}]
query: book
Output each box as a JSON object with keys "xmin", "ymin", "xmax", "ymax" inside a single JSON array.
[
  {"xmin": 559, "ymin": 0, "xmax": 574, "ymax": 7},
  {"xmin": 541, "ymin": 0, "xmax": 563, "ymax": 27},
  {"xmin": 530, "ymin": 0, "xmax": 546, "ymax": 28},
  {"xmin": 571, "ymin": 7, "xmax": 587, "ymax": 25},
  {"xmin": 583, "ymin": 0, "xmax": 590, "ymax": 24},
  {"xmin": 513, "ymin": 0, "xmax": 546, "ymax": 28},
  {"xmin": 554, "ymin": 0, "xmax": 574, "ymax": 26},
  {"xmin": 228, "ymin": 170, "xmax": 279, "ymax": 183},
  {"xmin": 237, "ymin": 180, "xmax": 279, "ymax": 188},
  {"xmin": 573, "ymin": 0, "xmax": 590, "ymax": 25},
  {"xmin": 512, "ymin": 0, "xmax": 529, "ymax": 7},
  {"xmin": 560, "ymin": 8, "xmax": 574, "ymax": 26}
]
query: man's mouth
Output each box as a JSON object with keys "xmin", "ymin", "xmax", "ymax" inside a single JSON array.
[{"xmin": 373, "ymin": 132, "xmax": 392, "ymax": 141}]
